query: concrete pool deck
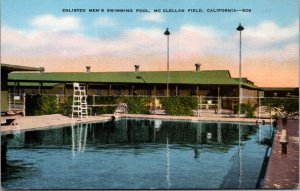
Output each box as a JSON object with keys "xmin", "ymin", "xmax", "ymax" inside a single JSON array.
[
  {"xmin": 1, "ymin": 114, "xmax": 112, "ymax": 134},
  {"xmin": 1, "ymin": 113, "xmax": 268, "ymax": 134},
  {"xmin": 264, "ymin": 119, "xmax": 299, "ymax": 189}
]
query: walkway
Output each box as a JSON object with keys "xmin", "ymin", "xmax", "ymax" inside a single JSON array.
[
  {"xmin": 1, "ymin": 113, "xmax": 267, "ymax": 134},
  {"xmin": 1, "ymin": 114, "xmax": 111, "ymax": 134},
  {"xmin": 264, "ymin": 119, "xmax": 299, "ymax": 189},
  {"xmin": 121, "ymin": 113, "xmax": 266, "ymax": 124}
]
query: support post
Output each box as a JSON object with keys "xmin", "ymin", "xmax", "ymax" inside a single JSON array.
[
  {"xmin": 217, "ymin": 86, "xmax": 220, "ymax": 115},
  {"xmin": 258, "ymin": 96, "xmax": 261, "ymax": 120},
  {"xmin": 23, "ymin": 93, "xmax": 26, "ymax": 116},
  {"xmin": 199, "ymin": 96, "xmax": 202, "ymax": 117},
  {"xmin": 56, "ymin": 94, "xmax": 59, "ymax": 108}
]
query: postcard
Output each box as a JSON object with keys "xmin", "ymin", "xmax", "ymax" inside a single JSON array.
[{"xmin": 1, "ymin": 0, "xmax": 299, "ymax": 190}]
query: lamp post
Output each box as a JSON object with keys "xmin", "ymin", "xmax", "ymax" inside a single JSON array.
[
  {"xmin": 164, "ymin": 28, "xmax": 170, "ymax": 96},
  {"xmin": 236, "ymin": 23, "xmax": 244, "ymax": 118}
]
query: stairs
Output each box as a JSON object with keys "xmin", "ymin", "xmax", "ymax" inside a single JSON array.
[
  {"xmin": 114, "ymin": 103, "xmax": 128, "ymax": 117},
  {"xmin": 72, "ymin": 83, "xmax": 88, "ymax": 119}
]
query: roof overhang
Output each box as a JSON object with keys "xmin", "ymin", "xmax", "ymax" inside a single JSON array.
[{"xmin": 1, "ymin": 63, "xmax": 42, "ymax": 72}]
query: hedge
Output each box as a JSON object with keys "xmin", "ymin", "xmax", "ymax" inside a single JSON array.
[
  {"xmin": 58, "ymin": 96, "xmax": 73, "ymax": 116},
  {"xmin": 26, "ymin": 95, "xmax": 203, "ymax": 116},
  {"xmin": 26, "ymin": 94, "xmax": 58, "ymax": 116},
  {"xmin": 87, "ymin": 96, "xmax": 119, "ymax": 105},
  {"xmin": 233, "ymin": 102, "xmax": 256, "ymax": 118},
  {"xmin": 160, "ymin": 96, "xmax": 198, "ymax": 116},
  {"xmin": 118, "ymin": 96, "xmax": 153, "ymax": 114},
  {"xmin": 261, "ymin": 98, "xmax": 299, "ymax": 114},
  {"xmin": 58, "ymin": 96, "xmax": 152, "ymax": 115}
]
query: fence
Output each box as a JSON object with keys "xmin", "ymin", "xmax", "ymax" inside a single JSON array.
[
  {"xmin": 8, "ymin": 93, "xmax": 299, "ymax": 119},
  {"xmin": 8, "ymin": 93, "xmax": 26, "ymax": 116}
]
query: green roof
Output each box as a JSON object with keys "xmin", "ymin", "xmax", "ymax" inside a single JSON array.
[
  {"xmin": 8, "ymin": 70, "xmax": 259, "ymax": 89},
  {"xmin": 7, "ymin": 82, "xmax": 60, "ymax": 87}
]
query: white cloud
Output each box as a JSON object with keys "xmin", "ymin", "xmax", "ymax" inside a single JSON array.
[
  {"xmin": 166, "ymin": 24, "xmax": 232, "ymax": 60},
  {"xmin": 31, "ymin": 14, "xmax": 80, "ymax": 32},
  {"xmin": 94, "ymin": 17, "xmax": 118, "ymax": 27},
  {"xmin": 2, "ymin": 20, "xmax": 298, "ymax": 86},
  {"xmin": 2, "ymin": 20, "xmax": 298, "ymax": 63},
  {"xmin": 244, "ymin": 20, "xmax": 298, "ymax": 45},
  {"xmin": 141, "ymin": 13, "xmax": 165, "ymax": 23}
]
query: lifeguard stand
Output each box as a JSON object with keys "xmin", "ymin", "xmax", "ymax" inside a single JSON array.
[{"xmin": 72, "ymin": 83, "xmax": 88, "ymax": 119}]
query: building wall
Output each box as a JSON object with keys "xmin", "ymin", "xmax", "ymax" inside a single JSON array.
[
  {"xmin": 263, "ymin": 89, "xmax": 299, "ymax": 97},
  {"xmin": 1, "ymin": 71, "xmax": 9, "ymax": 112},
  {"xmin": 241, "ymin": 88, "xmax": 261, "ymax": 105},
  {"xmin": 1, "ymin": 91, "xmax": 9, "ymax": 112},
  {"xmin": 8, "ymin": 83, "xmax": 261, "ymax": 99}
]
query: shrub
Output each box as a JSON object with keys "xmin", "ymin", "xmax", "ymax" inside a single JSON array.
[
  {"xmin": 90, "ymin": 106, "xmax": 117, "ymax": 115},
  {"xmin": 58, "ymin": 96, "xmax": 73, "ymax": 116},
  {"xmin": 160, "ymin": 96, "xmax": 198, "ymax": 116},
  {"xmin": 233, "ymin": 102, "xmax": 256, "ymax": 118},
  {"xmin": 261, "ymin": 98, "xmax": 299, "ymax": 114},
  {"xmin": 59, "ymin": 96, "xmax": 119, "ymax": 116},
  {"xmin": 87, "ymin": 96, "xmax": 119, "ymax": 105},
  {"xmin": 243, "ymin": 103, "xmax": 256, "ymax": 118},
  {"xmin": 118, "ymin": 96, "xmax": 153, "ymax": 114},
  {"xmin": 26, "ymin": 94, "xmax": 58, "ymax": 116}
]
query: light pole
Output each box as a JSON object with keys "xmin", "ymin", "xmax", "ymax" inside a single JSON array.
[
  {"xmin": 236, "ymin": 23, "xmax": 244, "ymax": 118},
  {"xmin": 164, "ymin": 28, "xmax": 170, "ymax": 96}
]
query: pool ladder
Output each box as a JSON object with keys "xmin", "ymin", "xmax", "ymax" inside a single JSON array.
[
  {"xmin": 72, "ymin": 83, "xmax": 88, "ymax": 119},
  {"xmin": 114, "ymin": 103, "xmax": 128, "ymax": 117}
]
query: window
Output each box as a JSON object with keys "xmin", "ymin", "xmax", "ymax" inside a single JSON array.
[
  {"xmin": 116, "ymin": 88, "xmax": 121, "ymax": 96},
  {"xmin": 158, "ymin": 89, "xmax": 164, "ymax": 96},
  {"xmin": 190, "ymin": 89, "xmax": 197, "ymax": 96}
]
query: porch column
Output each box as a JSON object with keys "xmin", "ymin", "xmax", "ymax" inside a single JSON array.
[
  {"xmin": 131, "ymin": 85, "xmax": 134, "ymax": 96},
  {"xmin": 13, "ymin": 82, "xmax": 16, "ymax": 108},
  {"xmin": 108, "ymin": 84, "xmax": 111, "ymax": 96},
  {"xmin": 18, "ymin": 82, "xmax": 21, "ymax": 95},
  {"xmin": 217, "ymin": 86, "xmax": 220, "ymax": 115},
  {"xmin": 13, "ymin": 82, "xmax": 16, "ymax": 96},
  {"xmin": 63, "ymin": 83, "xmax": 66, "ymax": 96},
  {"xmin": 86, "ymin": 83, "xmax": 89, "ymax": 95},
  {"xmin": 39, "ymin": 82, "xmax": 43, "ymax": 94}
]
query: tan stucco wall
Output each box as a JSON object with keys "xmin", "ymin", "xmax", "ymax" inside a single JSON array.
[{"xmin": 1, "ymin": 91, "xmax": 9, "ymax": 112}]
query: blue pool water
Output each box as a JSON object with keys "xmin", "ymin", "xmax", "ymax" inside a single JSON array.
[{"xmin": 1, "ymin": 119, "xmax": 273, "ymax": 189}]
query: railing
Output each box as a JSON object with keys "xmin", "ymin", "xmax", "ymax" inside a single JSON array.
[
  {"xmin": 8, "ymin": 93, "xmax": 26, "ymax": 116},
  {"xmin": 10, "ymin": 93, "xmax": 299, "ymax": 119}
]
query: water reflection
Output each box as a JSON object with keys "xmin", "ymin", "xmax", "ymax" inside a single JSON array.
[
  {"xmin": 71, "ymin": 123, "xmax": 89, "ymax": 157},
  {"xmin": 3, "ymin": 120, "xmax": 263, "ymax": 155},
  {"xmin": 238, "ymin": 123, "xmax": 243, "ymax": 189},
  {"xmin": 2, "ymin": 119, "xmax": 274, "ymax": 189},
  {"xmin": 166, "ymin": 136, "xmax": 171, "ymax": 189}
]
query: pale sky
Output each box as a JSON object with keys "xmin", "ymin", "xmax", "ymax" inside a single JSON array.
[{"xmin": 1, "ymin": 0, "xmax": 299, "ymax": 87}]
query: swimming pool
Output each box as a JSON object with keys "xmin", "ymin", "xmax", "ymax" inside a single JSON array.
[{"xmin": 1, "ymin": 119, "xmax": 273, "ymax": 189}]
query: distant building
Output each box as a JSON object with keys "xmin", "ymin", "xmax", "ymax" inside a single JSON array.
[
  {"xmin": 1, "ymin": 63, "xmax": 42, "ymax": 113},
  {"xmin": 7, "ymin": 65, "xmax": 265, "ymax": 111},
  {"xmin": 261, "ymin": 87, "xmax": 299, "ymax": 98},
  {"xmin": 8, "ymin": 68, "xmax": 262, "ymax": 97}
]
